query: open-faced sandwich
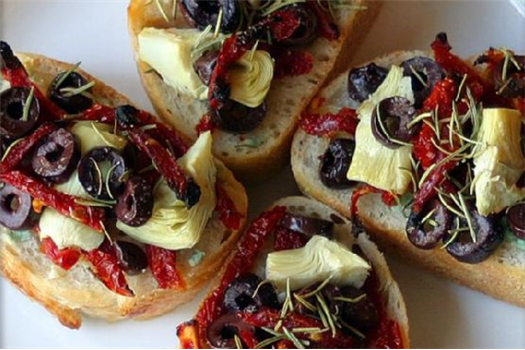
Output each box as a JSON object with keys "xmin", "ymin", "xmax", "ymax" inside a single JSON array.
[
  {"xmin": 0, "ymin": 41, "xmax": 248, "ymax": 328},
  {"xmin": 177, "ymin": 196, "xmax": 408, "ymax": 349},
  {"xmin": 292, "ymin": 33, "xmax": 525, "ymax": 306},
  {"xmin": 128, "ymin": 0, "xmax": 381, "ymax": 183}
]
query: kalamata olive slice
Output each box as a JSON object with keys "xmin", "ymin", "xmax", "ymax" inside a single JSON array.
[
  {"xmin": 347, "ymin": 63, "xmax": 389, "ymax": 102},
  {"xmin": 402, "ymin": 56, "xmax": 445, "ymax": 108},
  {"xmin": 206, "ymin": 313, "xmax": 254, "ymax": 349},
  {"xmin": 280, "ymin": 5, "xmax": 318, "ymax": 46},
  {"xmin": 224, "ymin": 273, "xmax": 279, "ymax": 313},
  {"xmin": 0, "ymin": 183, "xmax": 40, "ymax": 230},
  {"xmin": 0, "ymin": 87, "xmax": 40, "ymax": 140},
  {"xmin": 340, "ymin": 286, "xmax": 379, "ymax": 330},
  {"xmin": 31, "ymin": 128, "xmax": 80, "ymax": 184},
  {"xmin": 115, "ymin": 177, "xmax": 154, "ymax": 227},
  {"xmin": 406, "ymin": 199, "xmax": 452, "ymax": 249},
  {"xmin": 279, "ymin": 213, "xmax": 334, "ymax": 238},
  {"xmin": 211, "ymin": 99, "xmax": 266, "ymax": 133},
  {"xmin": 493, "ymin": 55, "xmax": 525, "ymax": 98},
  {"xmin": 115, "ymin": 241, "xmax": 148, "ymax": 274},
  {"xmin": 78, "ymin": 147, "xmax": 128, "ymax": 201},
  {"xmin": 115, "ymin": 105, "xmax": 141, "ymax": 129},
  {"xmin": 371, "ymin": 96, "xmax": 417, "ymax": 149},
  {"xmin": 181, "ymin": 0, "xmax": 240, "ymax": 34},
  {"xmin": 507, "ymin": 203, "xmax": 525, "ymax": 240},
  {"xmin": 49, "ymin": 71, "xmax": 93, "ymax": 114},
  {"xmin": 320, "ymin": 138, "xmax": 356, "ymax": 189},
  {"xmin": 194, "ymin": 50, "xmax": 219, "ymax": 86},
  {"xmin": 445, "ymin": 207, "xmax": 503, "ymax": 264}
]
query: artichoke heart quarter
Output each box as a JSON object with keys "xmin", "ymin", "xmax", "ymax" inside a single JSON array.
[
  {"xmin": 229, "ymin": 50, "xmax": 274, "ymax": 108},
  {"xmin": 473, "ymin": 108, "xmax": 525, "ymax": 215},
  {"xmin": 265, "ymin": 236, "xmax": 371, "ymax": 291},
  {"xmin": 117, "ymin": 131, "xmax": 217, "ymax": 250}
]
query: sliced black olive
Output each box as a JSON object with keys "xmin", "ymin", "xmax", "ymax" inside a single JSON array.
[
  {"xmin": 0, "ymin": 183, "xmax": 40, "ymax": 230},
  {"xmin": 279, "ymin": 213, "xmax": 334, "ymax": 238},
  {"xmin": 78, "ymin": 147, "xmax": 128, "ymax": 201},
  {"xmin": 224, "ymin": 273, "xmax": 279, "ymax": 313},
  {"xmin": 211, "ymin": 99, "xmax": 266, "ymax": 133},
  {"xmin": 507, "ymin": 203, "xmax": 525, "ymax": 240},
  {"xmin": 49, "ymin": 71, "xmax": 93, "ymax": 114},
  {"xmin": 340, "ymin": 286, "xmax": 379, "ymax": 330},
  {"xmin": 115, "ymin": 105, "xmax": 141, "ymax": 129},
  {"xmin": 0, "ymin": 87, "xmax": 40, "ymax": 140},
  {"xmin": 371, "ymin": 96, "xmax": 417, "ymax": 149},
  {"xmin": 320, "ymin": 138, "xmax": 356, "ymax": 189},
  {"xmin": 31, "ymin": 128, "xmax": 80, "ymax": 184},
  {"xmin": 493, "ymin": 55, "xmax": 525, "ymax": 98},
  {"xmin": 115, "ymin": 177, "xmax": 154, "ymax": 227},
  {"xmin": 402, "ymin": 56, "xmax": 445, "ymax": 108},
  {"xmin": 347, "ymin": 63, "xmax": 389, "ymax": 102},
  {"xmin": 445, "ymin": 206, "xmax": 503, "ymax": 264},
  {"xmin": 194, "ymin": 50, "xmax": 218, "ymax": 86},
  {"xmin": 115, "ymin": 241, "xmax": 148, "ymax": 274},
  {"xmin": 206, "ymin": 313, "xmax": 254, "ymax": 349},
  {"xmin": 406, "ymin": 199, "xmax": 452, "ymax": 249},
  {"xmin": 180, "ymin": 0, "xmax": 240, "ymax": 34},
  {"xmin": 280, "ymin": 5, "xmax": 318, "ymax": 46}
]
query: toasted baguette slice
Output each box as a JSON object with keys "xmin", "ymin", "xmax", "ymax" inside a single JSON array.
[
  {"xmin": 178, "ymin": 196, "xmax": 409, "ymax": 348},
  {"xmin": 291, "ymin": 51, "xmax": 525, "ymax": 307},
  {"xmin": 127, "ymin": 0, "xmax": 382, "ymax": 184},
  {"xmin": 0, "ymin": 53, "xmax": 248, "ymax": 328}
]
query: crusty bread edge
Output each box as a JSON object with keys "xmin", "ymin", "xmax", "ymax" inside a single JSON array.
[
  {"xmin": 0, "ymin": 53, "xmax": 249, "ymax": 328},
  {"xmin": 127, "ymin": 0, "xmax": 382, "ymax": 184},
  {"xmin": 291, "ymin": 50, "xmax": 525, "ymax": 308}
]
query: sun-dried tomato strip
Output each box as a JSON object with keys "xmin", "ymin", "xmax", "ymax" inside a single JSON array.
[
  {"xmin": 0, "ymin": 123, "xmax": 56, "ymax": 173},
  {"xmin": 305, "ymin": 1, "xmax": 340, "ymax": 40},
  {"xmin": 40, "ymin": 237, "xmax": 81, "ymax": 271},
  {"xmin": 193, "ymin": 206, "xmax": 286, "ymax": 331},
  {"xmin": 0, "ymin": 41, "xmax": 64, "ymax": 121},
  {"xmin": 351, "ymin": 184, "xmax": 397, "ymax": 219},
  {"xmin": 146, "ymin": 245, "xmax": 184, "ymax": 290},
  {"xmin": 300, "ymin": 107, "xmax": 358, "ymax": 137},
  {"xmin": 215, "ymin": 184, "xmax": 243, "ymax": 231},
  {"xmin": 128, "ymin": 129, "xmax": 188, "ymax": 199},
  {"xmin": 0, "ymin": 171, "xmax": 105, "ymax": 231},
  {"xmin": 85, "ymin": 243, "xmax": 133, "ymax": 297}
]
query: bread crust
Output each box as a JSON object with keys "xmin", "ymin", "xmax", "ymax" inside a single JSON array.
[
  {"xmin": 179, "ymin": 196, "xmax": 410, "ymax": 348},
  {"xmin": 291, "ymin": 51, "xmax": 525, "ymax": 307},
  {"xmin": 127, "ymin": 0, "xmax": 382, "ymax": 184},
  {"xmin": 0, "ymin": 53, "xmax": 249, "ymax": 328}
]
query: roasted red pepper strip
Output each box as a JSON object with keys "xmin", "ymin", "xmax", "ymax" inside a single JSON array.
[
  {"xmin": 273, "ymin": 226, "xmax": 309, "ymax": 251},
  {"xmin": 195, "ymin": 114, "xmax": 215, "ymax": 136},
  {"xmin": 40, "ymin": 237, "xmax": 81, "ymax": 271},
  {"xmin": 215, "ymin": 184, "xmax": 243, "ymax": 231},
  {"xmin": 300, "ymin": 107, "xmax": 358, "ymax": 137},
  {"xmin": 85, "ymin": 242, "xmax": 133, "ymax": 297},
  {"xmin": 0, "ymin": 123, "xmax": 57, "ymax": 173},
  {"xmin": 305, "ymin": 1, "xmax": 340, "ymax": 40},
  {"xmin": 238, "ymin": 309, "xmax": 354, "ymax": 348},
  {"xmin": 273, "ymin": 49, "xmax": 314, "ymax": 79},
  {"xmin": 0, "ymin": 171, "xmax": 105, "ymax": 231},
  {"xmin": 0, "ymin": 41, "xmax": 64, "ymax": 121},
  {"xmin": 128, "ymin": 129, "xmax": 188, "ymax": 199},
  {"xmin": 193, "ymin": 206, "xmax": 286, "ymax": 331},
  {"xmin": 351, "ymin": 184, "xmax": 397, "ymax": 219},
  {"xmin": 146, "ymin": 245, "xmax": 185, "ymax": 290}
]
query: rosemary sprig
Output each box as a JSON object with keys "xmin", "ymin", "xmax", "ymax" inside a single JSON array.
[
  {"xmin": 410, "ymin": 65, "xmax": 428, "ymax": 87},
  {"xmin": 1, "ymin": 137, "xmax": 25, "ymax": 162},
  {"xmin": 316, "ymin": 293, "xmax": 336, "ymax": 338},
  {"xmin": 90, "ymin": 157, "xmax": 104, "ymax": 197},
  {"xmin": 56, "ymin": 61, "xmax": 82, "ymax": 87},
  {"xmin": 74, "ymin": 198, "xmax": 116, "ymax": 208},
  {"xmin": 458, "ymin": 192, "xmax": 477, "ymax": 243},
  {"xmin": 375, "ymin": 104, "xmax": 413, "ymax": 148},
  {"xmin": 61, "ymin": 81, "xmax": 95, "ymax": 98},
  {"xmin": 105, "ymin": 163, "xmax": 119, "ymax": 200},
  {"xmin": 282, "ymin": 327, "xmax": 305, "ymax": 349},
  {"xmin": 233, "ymin": 334, "xmax": 243, "ymax": 349},
  {"xmin": 293, "ymin": 293, "xmax": 317, "ymax": 312},
  {"xmin": 21, "ymin": 86, "xmax": 35, "ymax": 122},
  {"xmin": 333, "ymin": 294, "xmax": 366, "ymax": 303},
  {"xmin": 455, "ymin": 73, "xmax": 468, "ymax": 102},
  {"xmin": 154, "ymin": 0, "xmax": 170, "ymax": 23},
  {"xmin": 213, "ymin": 9, "xmax": 224, "ymax": 38},
  {"xmin": 91, "ymin": 122, "xmax": 118, "ymax": 148},
  {"xmin": 301, "ymin": 276, "xmax": 332, "ymax": 298},
  {"xmin": 255, "ymin": 335, "xmax": 284, "ymax": 349}
]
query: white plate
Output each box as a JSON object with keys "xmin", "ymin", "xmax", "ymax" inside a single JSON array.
[{"xmin": 1, "ymin": 0, "xmax": 524, "ymax": 348}]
